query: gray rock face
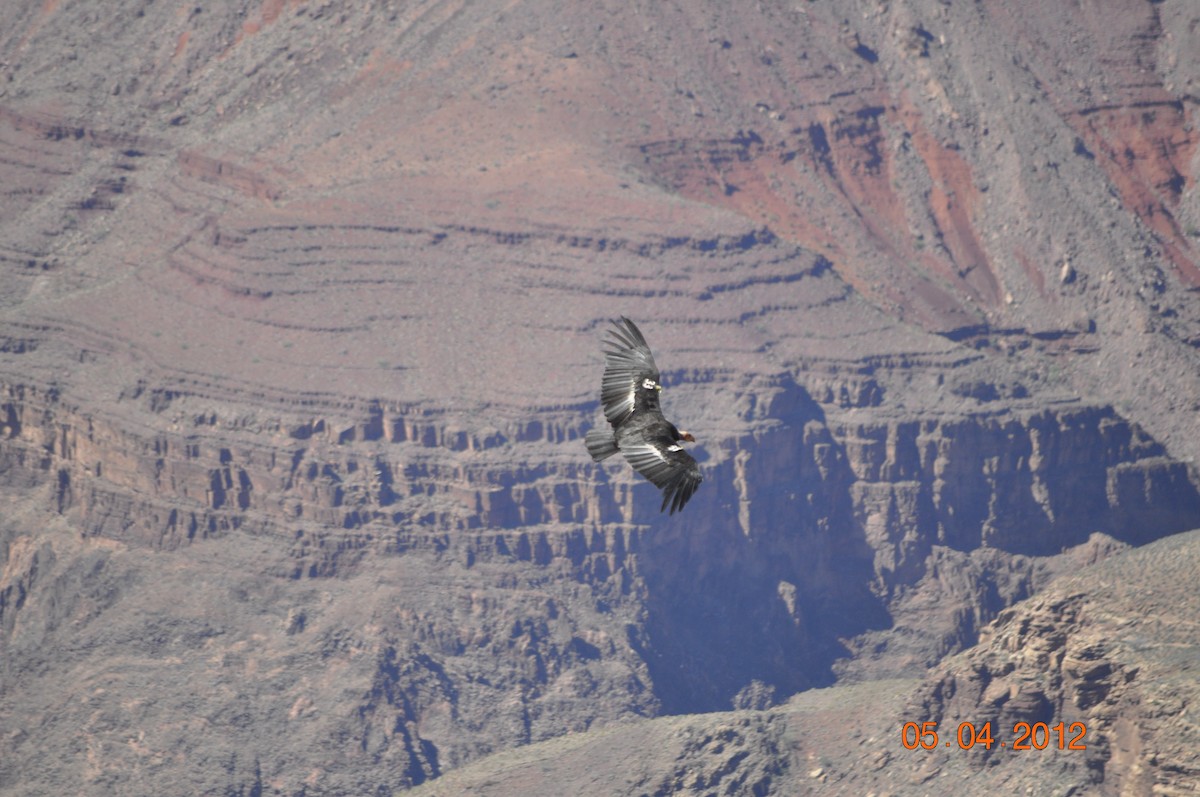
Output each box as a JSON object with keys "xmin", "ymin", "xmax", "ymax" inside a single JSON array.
[
  {"xmin": 401, "ymin": 532, "xmax": 1200, "ymax": 796},
  {"xmin": 902, "ymin": 529, "xmax": 1200, "ymax": 795},
  {"xmin": 3, "ymin": 0, "xmax": 1200, "ymax": 794}
]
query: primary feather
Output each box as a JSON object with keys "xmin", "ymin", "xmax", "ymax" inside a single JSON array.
[{"xmin": 599, "ymin": 316, "xmax": 662, "ymax": 427}]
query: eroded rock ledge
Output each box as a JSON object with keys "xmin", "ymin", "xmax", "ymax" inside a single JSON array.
[{"xmin": 4, "ymin": 365, "xmax": 1198, "ymax": 714}]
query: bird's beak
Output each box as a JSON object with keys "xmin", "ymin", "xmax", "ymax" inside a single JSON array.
[{"xmin": 655, "ymin": 384, "xmax": 662, "ymax": 391}]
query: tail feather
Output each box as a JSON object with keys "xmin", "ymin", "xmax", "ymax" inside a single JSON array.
[{"xmin": 585, "ymin": 429, "xmax": 619, "ymax": 461}]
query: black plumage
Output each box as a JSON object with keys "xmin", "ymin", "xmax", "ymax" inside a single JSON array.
[{"xmin": 585, "ymin": 317, "xmax": 703, "ymax": 515}]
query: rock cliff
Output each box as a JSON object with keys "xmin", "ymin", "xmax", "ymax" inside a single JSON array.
[
  {"xmin": 901, "ymin": 529, "xmax": 1200, "ymax": 795},
  {"xmin": 402, "ymin": 531, "xmax": 1200, "ymax": 796},
  {"xmin": 4, "ymin": 344, "xmax": 1198, "ymax": 792}
]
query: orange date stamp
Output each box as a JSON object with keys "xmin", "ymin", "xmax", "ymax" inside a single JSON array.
[{"xmin": 901, "ymin": 721, "xmax": 1088, "ymax": 751}]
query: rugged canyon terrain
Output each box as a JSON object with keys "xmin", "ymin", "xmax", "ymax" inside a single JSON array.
[{"xmin": 2, "ymin": 1, "xmax": 1199, "ymax": 795}]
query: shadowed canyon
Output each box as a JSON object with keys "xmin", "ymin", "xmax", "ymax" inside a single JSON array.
[{"xmin": 2, "ymin": 1, "xmax": 1200, "ymax": 794}]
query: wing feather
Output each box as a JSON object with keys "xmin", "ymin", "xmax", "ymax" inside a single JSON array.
[
  {"xmin": 599, "ymin": 317, "xmax": 661, "ymax": 427},
  {"xmin": 620, "ymin": 441, "xmax": 703, "ymax": 515}
]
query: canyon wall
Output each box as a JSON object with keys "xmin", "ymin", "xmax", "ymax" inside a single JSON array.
[{"xmin": 4, "ymin": 0, "xmax": 1200, "ymax": 793}]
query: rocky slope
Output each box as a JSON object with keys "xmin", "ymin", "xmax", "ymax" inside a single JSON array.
[
  {"xmin": 402, "ymin": 529, "xmax": 1200, "ymax": 796},
  {"xmin": 2, "ymin": 0, "xmax": 1200, "ymax": 794},
  {"xmin": 898, "ymin": 527, "xmax": 1200, "ymax": 796}
]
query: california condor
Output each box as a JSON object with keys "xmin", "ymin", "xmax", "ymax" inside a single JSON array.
[{"xmin": 585, "ymin": 317, "xmax": 703, "ymax": 514}]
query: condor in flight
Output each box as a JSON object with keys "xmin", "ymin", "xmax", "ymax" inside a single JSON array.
[{"xmin": 585, "ymin": 317, "xmax": 703, "ymax": 514}]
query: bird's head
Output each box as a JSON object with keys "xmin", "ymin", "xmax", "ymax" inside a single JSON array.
[
  {"xmin": 641, "ymin": 377, "xmax": 662, "ymax": 392},
  {"xmin": 679, "ymin": 430, "xmax": 696, "ymax": 443}
]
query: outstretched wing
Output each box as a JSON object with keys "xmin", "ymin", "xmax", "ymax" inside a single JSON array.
[
  {"xmin": 599, "ymin": 316, "xmax": 661, "ymax": 427},
  {"xmin": 620, "ymin": 440, "xmax": 703, "ymax": 515}
]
